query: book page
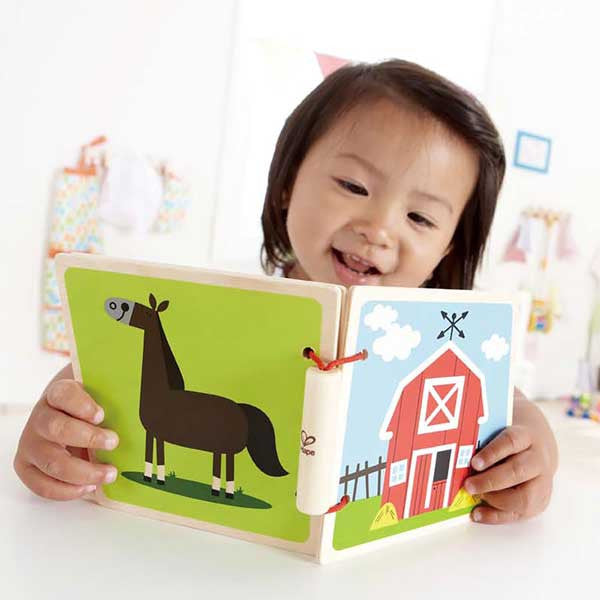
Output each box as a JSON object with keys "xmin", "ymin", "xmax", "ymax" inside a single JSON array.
[
  {"xmin": 319, "ymin": 286, "xmax": 516, "ymax": 562},
  {"xmin": 56, "ymin": 253, "xmax": 342, "ymax": 557}
]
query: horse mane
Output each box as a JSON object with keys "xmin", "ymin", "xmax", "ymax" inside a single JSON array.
[{"xmin": 156, "ymin": 314, "xmax": 185, "ymax": 390}]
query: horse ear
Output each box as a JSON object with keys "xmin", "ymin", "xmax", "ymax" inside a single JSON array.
[
  {"xmin": 149, "ymin": 293, "xmax": 157, "ymax": 310},
  {"xmin": 157, "ymin": 300, "xmax": 169, "ymax": 312}
]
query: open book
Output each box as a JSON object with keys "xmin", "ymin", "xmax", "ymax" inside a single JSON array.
[{"xmin": 56, "ymin": 253, "xmax": 516, "ymax": 563}]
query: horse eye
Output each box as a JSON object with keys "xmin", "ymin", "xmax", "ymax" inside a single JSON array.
[{"xmin": 109, "ymin": 302, "xmax": 116, "ymax": 310}]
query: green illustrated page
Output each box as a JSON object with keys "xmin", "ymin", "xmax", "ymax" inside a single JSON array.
[{"xmin": 64, "ymin": 265, "xmax": 325, "ymax": 543}]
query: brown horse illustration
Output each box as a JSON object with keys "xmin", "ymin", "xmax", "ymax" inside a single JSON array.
[{"xmin": 104, "ymin": 292, "xmax": 288, "ymax": 500}]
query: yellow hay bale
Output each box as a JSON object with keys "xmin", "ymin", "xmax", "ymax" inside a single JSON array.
[
  {"xmin": 448, "ymin": 487, "xmax": 480, "ymax": 512},
  {"xmin": 370, "ymin": 502, "xmax": 399, "ymax": 530}
]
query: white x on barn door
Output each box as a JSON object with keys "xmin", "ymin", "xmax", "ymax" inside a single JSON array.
[{"xmin": 418, "ymin": 376, "xmax": 465, "ymax": 434}]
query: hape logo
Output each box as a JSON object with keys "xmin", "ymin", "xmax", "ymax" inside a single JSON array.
[{"xmin": 301, "ymin": 430, "xmax": 316, "ymax": 456}]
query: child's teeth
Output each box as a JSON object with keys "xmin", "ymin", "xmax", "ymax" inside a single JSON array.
[
  {"xmin": 342, "ymin": 252, "xmax": 373, "ymax": 274},
  {"xmin": 347, "ymin": 254, "xmax": 370, "ymax": 267}
]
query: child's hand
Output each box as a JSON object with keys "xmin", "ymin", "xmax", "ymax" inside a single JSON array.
[
  {"xmin": 464, "ymin": 390, "xmax": 557, "ymax": 524},
  {"xmin": 14, "ymin": 374, "xmax": 119, "ymax": 501}
]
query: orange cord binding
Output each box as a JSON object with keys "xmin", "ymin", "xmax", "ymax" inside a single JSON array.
[
  {"xmin": 303, "ymin": 347, "xmax": 367, "ymax": 514},
  {"xmin": 326, "ymin": 495, "xmax": 350, "ymax": 513},
  {"xmin": 303, "ymin": 347, "xmax": 368, "ymax": 370}
]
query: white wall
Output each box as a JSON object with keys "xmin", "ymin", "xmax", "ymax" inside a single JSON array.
[
  {"xmin": 212, "ymin": 0, "xmax": 497, "ymax": 269},
  {"xmin": 479, "ymin": 1, "xmax": 600, "ymax": 397},
  {"xmin": 213, "ymin": 0, "xmax": 600, "ymax": 398},
  {"xmin": 1, "ymin": 0, "xmax": 237, "ymax": 409},
  {"xmin": 2, "ymin": 0, "xmax": 600, "ymax": 409}
]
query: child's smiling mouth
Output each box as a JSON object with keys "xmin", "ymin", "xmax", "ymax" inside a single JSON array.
[{"xmin": 331, "ymin": 248, "xmax": 382, "ymax": 285}]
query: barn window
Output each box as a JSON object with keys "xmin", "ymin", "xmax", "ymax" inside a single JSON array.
[
  {"xmin": 389, "ymin": 459, "xmax": 408, "ymax": 487},
  {"xmin": 456, "ymin": 445, "xmax": 474, "ymax": 468},
  {"xmin": 417, "ymin": 376, "xmax": 465, "ymax": 435},
  {"xmin": 433, "ymin": 449, "xmax": 452, "ymax": 481}
]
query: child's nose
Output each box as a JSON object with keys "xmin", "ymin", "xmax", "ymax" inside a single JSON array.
[
  {"xmin": 352, "ymin": 200, "xmax": 401, "ymax": 248},
  {"xmin": 352, "ymin": 222, "xmax": 393, "ymax": 248}
]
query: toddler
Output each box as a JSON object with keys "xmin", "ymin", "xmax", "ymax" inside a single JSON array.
[{"xmin": 14, "ymin": 59, "xmax": 558, "ymax": 524}]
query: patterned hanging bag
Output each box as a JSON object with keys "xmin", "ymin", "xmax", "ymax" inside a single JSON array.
[{"xmin": 42, "ymin": 136, "xmax": 107, "ymax": 353}]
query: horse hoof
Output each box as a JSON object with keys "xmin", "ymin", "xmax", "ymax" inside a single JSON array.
[
  {"xmin": 226, "ymin": 493, "xmax": 234, "ymax": 500},
  {"xmin": 143, "ymin": 476, "xmax": 152, "ymax": 482},
  {"xmin": 211, "ymin": 489, "xmax": 220, "ymax": 497},
  {"xmin": 157, "ymin": 480, "xmax": 165, "ymax": 486}
]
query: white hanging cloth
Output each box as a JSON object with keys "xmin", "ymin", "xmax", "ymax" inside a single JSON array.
[{"xmin": 98, "ymin": 150, "xmax": 163, "ymax": 233}]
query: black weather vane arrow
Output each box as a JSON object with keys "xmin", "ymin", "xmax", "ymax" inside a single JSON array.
[{"xmin": 437, "ymin": 310, "xmax": 469, "ymax": 340}]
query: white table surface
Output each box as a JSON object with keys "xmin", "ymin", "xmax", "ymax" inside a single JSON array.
[{"xmin": 1, "ymin": 400, "xmax": 599, "ymax": 599}]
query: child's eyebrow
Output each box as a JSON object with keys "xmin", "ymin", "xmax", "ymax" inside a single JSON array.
[
  {"xmin": 336, "ymin": 152, "xmax": 385, "ymax": 180},
  {"xmin": 411, "ymin": 190, "xmax": 454, "ymax": 215}
]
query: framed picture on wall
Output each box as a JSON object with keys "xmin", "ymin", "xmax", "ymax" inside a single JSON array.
[{"xmin": 513, "ymin": 130, "xmax": 552, "ymax": 174}]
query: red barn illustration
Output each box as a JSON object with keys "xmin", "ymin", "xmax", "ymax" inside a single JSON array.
[{"xmin": 378, "ymin": 341, "xmax": 488, "ymax": 520}]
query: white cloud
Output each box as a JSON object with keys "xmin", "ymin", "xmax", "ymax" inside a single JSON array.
[
  {"xmin": 481, "ymin": 334, "xmax": 510, "ymax": 362},
  {"xmin": 373, "ymin": 323, "xmax": 421, "ymax": 362},
  {"xmin": 364, "ymin": 304, "xmax": 398, "ymax": 332}
]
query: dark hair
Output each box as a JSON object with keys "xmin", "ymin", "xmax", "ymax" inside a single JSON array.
[{"xmin": 260, "ymin": 59, "xmax": 505, "ymax": 289}]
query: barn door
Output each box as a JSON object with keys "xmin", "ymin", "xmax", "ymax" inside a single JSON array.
[
  {"xmin": 429, "ymin": 449, "xmax": 452, "ymax": 511},
  {"xmin": 406, "ymin": 446, "xmax": 454, "ymax": 518},
  {"xmin": 407, "ymin": 453, "xmax": 432, "ymax": 518}
]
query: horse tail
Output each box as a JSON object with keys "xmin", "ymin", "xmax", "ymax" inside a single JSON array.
[{"xmin": 239, "ymin": 404, "xmax": 288, "ymax": 477}]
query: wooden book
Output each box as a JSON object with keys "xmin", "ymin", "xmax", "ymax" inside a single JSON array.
[{"xmin": 56, "ymin": 253, "xmax": 516, "ymax": 563}]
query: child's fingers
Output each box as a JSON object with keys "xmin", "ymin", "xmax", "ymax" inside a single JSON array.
[
  {"xmin": 465, "ymin": 448, "xmax": 540, "ymax": 495},
  {"xmin": 479, "ymin": 476, "xmax": 552, "ymax": 517},
  {"xmin": 470, "ymin": 505, "xmax": 520, "ymax": 525},
  {"xmin": 45, "ymin": 379, "xmax": 105, "ymax": 424},
  {"xmin": 33, "ymin": 404, "xmax": 119, "ymax": 451},
  {"xmin": 15, "ymin": 461, "xmax": 97, "ymax": 501},
  {"xmin": 470, "ymin": 425, "xmax": 532, "ymax": 471},
  {"xmin": 25, "ymin": 438, "xmax": 118, "ymax": 487}
]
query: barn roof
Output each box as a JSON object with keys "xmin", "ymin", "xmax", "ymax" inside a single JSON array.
[{"xmin": 378, "ymin": 340, "xmax": 489, "ymax": 441}]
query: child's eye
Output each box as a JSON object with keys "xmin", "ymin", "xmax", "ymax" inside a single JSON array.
[
  {"xmin": 335, "ymin": 178, "xmax": 368, "ymax": 196},
  {"xmin": 408, "ymin": 212, "xmax": 435, "ymax": 228}
]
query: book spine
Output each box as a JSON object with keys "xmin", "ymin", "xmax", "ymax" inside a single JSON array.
[{"xmin": 296, "ymin": 366, "xmax": 343, "ymax": 516}]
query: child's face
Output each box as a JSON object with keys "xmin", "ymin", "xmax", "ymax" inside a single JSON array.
[{"xmin": 285, "ymin": 99, "xmax": 479, "ymax": 288}]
